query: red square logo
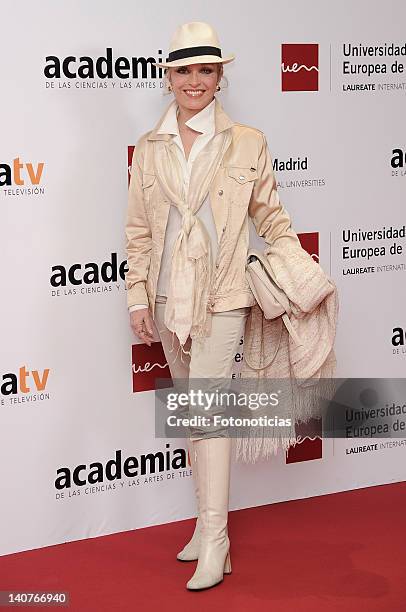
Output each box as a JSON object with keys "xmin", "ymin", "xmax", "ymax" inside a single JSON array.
[
  {"xmin": 131, "ymin": 341, "xmax": 173, "ymax": 393},
  {"xmin": 297, "ymin": 231, "xmax": 319, "ymax": 263},
  {"xmin": 286, "ymin": 418, "xmax": 323, "ymax": 463},
  {"xmin": 281, "ymin": 44, "xmax": 319, "ymax": 91},
  {"xmin": 286, "ymin": 231, "xmax": 322, "ymax": 463},
  {"xmin": 128, "ymin": 145, "xmax": 135, "ymax": 186}
]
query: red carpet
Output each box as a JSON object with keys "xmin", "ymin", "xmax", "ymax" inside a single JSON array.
[{"xmin": 1, "ymin": 482, "xmax": 405, "ymax": 611}]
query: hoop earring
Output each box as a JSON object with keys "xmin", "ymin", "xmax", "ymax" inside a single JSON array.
[{"xmin": 216, "ymin": 84, "xmax": 221, "ymax": 91}]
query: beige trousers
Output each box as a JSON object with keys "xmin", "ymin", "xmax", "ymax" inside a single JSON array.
[{"xmin": 153, "ymin": 295, "xmax": 250, "ymax": 438}]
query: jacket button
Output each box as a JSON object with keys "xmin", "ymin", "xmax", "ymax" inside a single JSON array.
[
  {"xmin": 215, "ymin": 263, "xmax": 219, "ymax": 268},
  {"xmin": 210, "ymin": 301, "xmax": 215, "ymax": 307},
  {"xmin": 239, "ymin": 175, "xmax": 245, "ymax": 181},
  {"xmin": 218, "ymin": 189, "xmax": 223, "ymax": 195}
]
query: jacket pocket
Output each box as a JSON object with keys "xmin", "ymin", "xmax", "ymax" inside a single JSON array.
[
  {"xmin": 142, "ymin": 172, "xmax": 156, "ymax": 190},
  {"xmin": 226, "ymin": 166, "xmax": 258, "ymax": 206},
  {"xmin": 142, "ymin": 173, "xmax": 157, "ymax": 212}
]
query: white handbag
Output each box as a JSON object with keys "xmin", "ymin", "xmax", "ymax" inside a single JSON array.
[{"xmin": 244, "ymin": 248, "xmax": 303, "ymax": 370}]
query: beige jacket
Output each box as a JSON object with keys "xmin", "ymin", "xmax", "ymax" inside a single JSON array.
[{"xmin": 125, "ymin": 96, "xmax": 301, "ymax": 316}]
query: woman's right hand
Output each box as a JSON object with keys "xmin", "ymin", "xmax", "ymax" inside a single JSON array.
[{"xmin": 130, "ymin": 308, "xmax": 154, "ymax": 346}]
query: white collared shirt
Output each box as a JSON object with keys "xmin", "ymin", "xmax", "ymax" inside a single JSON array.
[{"xmin": 129, "ymin": 98, "xmax": 219, "ymax": 312}]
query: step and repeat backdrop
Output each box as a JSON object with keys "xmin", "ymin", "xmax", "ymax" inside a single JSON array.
[{"xmin": 1, "ymin": 0, "xmax": 405, "ymax": 556}]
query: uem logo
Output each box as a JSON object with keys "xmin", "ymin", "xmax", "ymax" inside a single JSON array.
[
  {"xmin": 297, "ymin": 231, "xmax": 319, "ymax": 263},
  {"xmin": 281, "ymin": 44, "xmax": 319, "ymax": 91},
  {"xmin": 285, "ymin": 230, "xmax": 322, "ymax": 463},
  {"xmin": 127, "ymin": 145, "xmax": 173, "ymax": 393},
  {"xmin": 132, "ymin": 342, "xmax": 172, "ymax": 393}
]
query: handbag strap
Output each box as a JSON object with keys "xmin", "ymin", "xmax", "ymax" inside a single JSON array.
[
  {"xmin": 281, "ymin": 313, "xmax": 303, "ymax": 346},
  {"xmin": 242, "ymin": 308, "xmax": 283, "ymax": 371}
]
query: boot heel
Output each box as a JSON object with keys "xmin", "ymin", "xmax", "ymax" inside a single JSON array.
[{"xmin": 223, "ymin": 550, "xmax": 232, "ymax": 574}]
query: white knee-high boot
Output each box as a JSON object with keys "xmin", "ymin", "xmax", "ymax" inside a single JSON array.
[
  {"xmin": 186, "ymin": 436, "xmax": 232, "ymax": 590},
  {"xmin": 177, "ymin": 437, "xmax": 202, "ymax": 561}
]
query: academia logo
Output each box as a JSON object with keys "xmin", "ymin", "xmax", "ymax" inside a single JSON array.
[
  {"xmin": 54, "ymin": 444, "xmax": 192, "ymax": 498},
  {"xmin": 392, "ymin": 326, "xmax": 406, "ymax": 357},
  {"xmin": 44, "ymin": 48, "xmax": 168, "ymax": 90},
  {"xmin": 391, "ymin": 147, "xmax": 406, "ymax": 177},
  {"xmin": 50, "ymin": 252, "xmax": 129, "ymax": 299},
  {"xmin": 1, "ymin": 365, "xmax": 51, "ymax": 405},
  {"xmin": 281, "ymin": 43, "xmax": 319, "ymax": 91},
  {"xmin": 0, "ymin": 157, "xmax": 45, "ymax": 197}
]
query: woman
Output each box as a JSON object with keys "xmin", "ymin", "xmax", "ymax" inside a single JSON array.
[{"xmin": 125, "ymin": 21, "xmax": 313, "ymax": 591}]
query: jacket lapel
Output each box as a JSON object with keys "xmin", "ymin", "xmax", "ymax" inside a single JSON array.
[{"xmin": 147, "ymin": 95, "xmax": 234, "ymax": 141}]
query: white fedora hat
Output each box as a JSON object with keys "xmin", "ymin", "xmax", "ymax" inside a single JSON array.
[{"xmin": 152, "ymin": 21, "xmax": 235, "ymax": 68}]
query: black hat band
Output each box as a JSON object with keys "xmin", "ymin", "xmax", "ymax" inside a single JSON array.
[{"xmin": 168, "ymin": 45, "xmax": 222, "ymax": 62}]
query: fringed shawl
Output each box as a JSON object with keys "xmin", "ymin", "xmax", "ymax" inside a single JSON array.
[{"xmin": 234, "ymin": 238, "xmax": 339, "ymax": 463}]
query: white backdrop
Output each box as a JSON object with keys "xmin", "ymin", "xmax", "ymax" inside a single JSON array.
[{"xmin": 1, "ymin": 0, "xmax": 405, "ymax": 556}]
